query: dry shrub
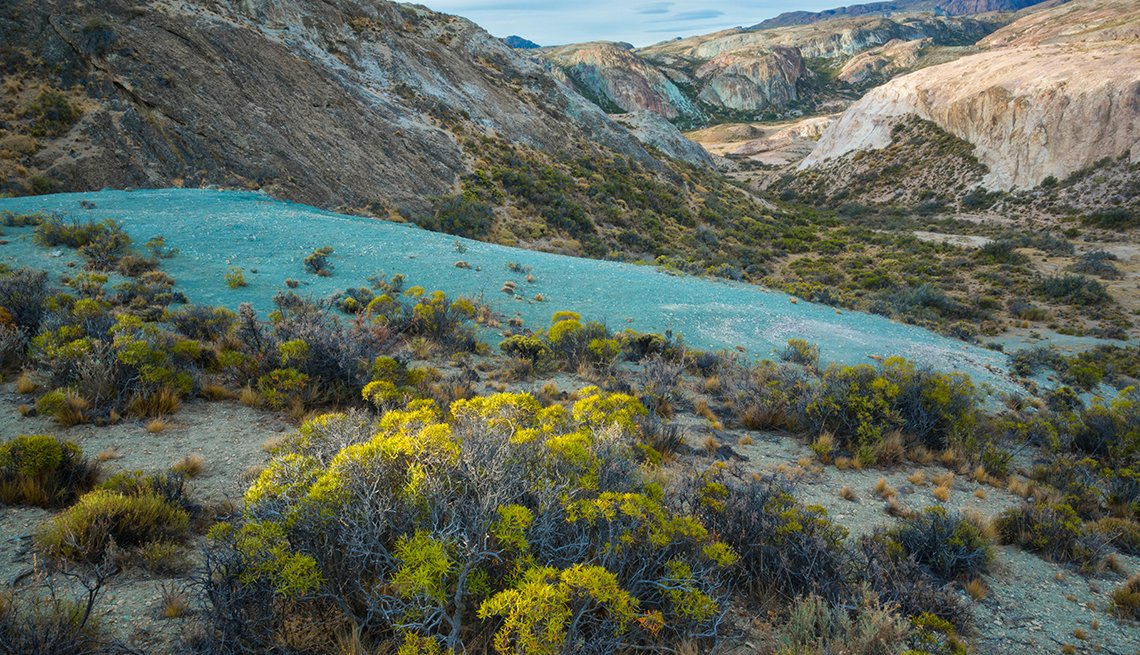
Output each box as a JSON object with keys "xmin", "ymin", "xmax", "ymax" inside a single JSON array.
[
  {"xmin": 146, "ymin": 419, "xmax": 170, "ymax": 434},
  {"xmin": 127, "ymin": 386, "xmax": 180, "ymax": 418},
  {"xmin": 160, "ymin": 583, "xmax": 190, "ymax": 619},
  {"xmin": 15, "ymin": 372, "xmax": 38, "ymax": 394},
  {"xmin": 874, "ymin": 431, "xmax": 905, "ymax": 467},
  {"xmin": 909, "ymin": 445, "xmax": 934, "ymax": 465},
  {"xmin": 172, "ymin": 454, "xmax": 204, "ymax": 478},
  {"xmin": 201, "ymin": 384, "xmax": 236, "ymax": 401},
  {"xmin": 239, "ymin": 386, "xmax": 262, "ymax": 407},
  {"xmin": 964, "ymin": 578, "xmax": 987, "ymax": 601}
]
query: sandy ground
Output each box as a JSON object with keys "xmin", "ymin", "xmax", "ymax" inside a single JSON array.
[
  {"xmin": 2, "ymin": 369, "xmax": 1139, "ymax": 653},
  {"xmin": 0, "ymin": 378, "xmax": 290, "ymax": 651}
]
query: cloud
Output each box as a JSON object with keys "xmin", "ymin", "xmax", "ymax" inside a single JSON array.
[
  {"xmin": 652, "ymin": 9, "xmax": 724, "ymax": 22},
  {"xmin": 636, "ymin": 2, "xmax": 674, "ymax": 14},
  {"xmin": 418, "ymin": 1, "xmax": 842, "ymax": 47}
]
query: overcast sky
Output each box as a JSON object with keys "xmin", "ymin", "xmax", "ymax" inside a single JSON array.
[{"xmin": 416, "ymin": 1, "xmax": 843, "ymax": 47}]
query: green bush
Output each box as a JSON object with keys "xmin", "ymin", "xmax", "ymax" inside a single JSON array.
[
  {"xmin": 35, "ymin": 489, "xmax": 189, "ymax": 563},
  {"xmin": 27, "ymin": 91, "xmax": 81, "ymax": 137},
  {"xmin": 0, "ymin": 435, "xmax": 96, "ymax": 507},
  {"xmin": 1034, "ymin": 275, "xmax": 1110, "ymax": 306},
  {"xmin": 199, "ymin": 388, "xmax": 731, "ymax": 653},
  {"xmin": 33, "ymin": 218, "xmax": 131, "ymax": 271},
  {"xmin": 994, "ymin": 503, "xmax": 1108, "ymax": 568},
  {"xmin": 304, "ymin": 246, "xmax": 335, "ymax": 276}
]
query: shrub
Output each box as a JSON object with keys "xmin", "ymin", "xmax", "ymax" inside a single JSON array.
[
  {"xmin": 772, "ymin": 590, "xmax": 908, "ymax": 655},
  {"xmin": 199, "ymin": 388, "xmax": 731, "ymax": 653},
  {"xmin": 1084, "ymin": 517, "xmax": 1140, "ymax": 555},
  {"xmin": 304, "ymin": 246, "xmax": 335, "ymax": 276},
  {"xmin": 1110, "ymin": 574, "xmax": 1140, "ymax": 620},
  {"xmin": 168, "ymin": 305, "xmax": 236, "ymax": 341},
  {"xmin": 225, "ymin": 267, "xmax": 247, "ymax": 289},
  {"xmin": 34, "ymin": 218, "xmax": 130, "ymax": 271},
  {"xmin": 0, "ymin": 585, "xmax": 126, "ymax": 655},
  {"xmin": 0, "ymin": 268, "xmax": 49, "ymax": 331},
  {"xmin": 888, "ymin": 507, "xmax": 992, "ymax": 582},
  {"xmin": 697, "ymin": 473, "xmax": 849, "ymax": 603},
  {"xmin": 27, "ymin": 91, "xmax": 81, "ymax": 137},
  {"xmin": 0, "ymin": 435, "xmax": 96, "ymax": 507},
  {"xmin": 852, "ymin": 534, "xmax": 970, "ymax": 628},
  {"xmin": 35, "ymin": 489, "xmax": 190, "ymax": 563},
  {"xmin": 1082, "ymin": 208, "xmax": 1138, "ymax": 231},
  {"xmin": 781, "ymin": 338, "xmax": 820, "ymax": 370},
  {"xmin": 1071, "ymin": 251, "xmax": 1122, "ymax": 279},
  {"xmin": 1034, "ymin": 275, "xmax": 1110, "ymax": 306},
  {"xmin": 994, "ymin": 503, "xmax": 1109, "ymax": 568}
]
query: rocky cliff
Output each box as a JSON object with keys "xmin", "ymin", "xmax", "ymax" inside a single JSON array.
[
  {"xmin": 0, "ymin": 0, "xmax": 693, "ymax": 211},
  {"xmin": 537, "ymin": 12, "xmax": 1003, "ymax": 126},
  {"xmin": 800, "ymin": 0, "xmax": 1140, "ymax": 190},
  {"xmin": 540, "ymin": 42, "xmax": 704, "ymax": 124}
]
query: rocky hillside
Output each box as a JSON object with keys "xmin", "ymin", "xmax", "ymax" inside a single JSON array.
[
  {"xmin": 538, "ymin": 12, "xmax": 1006, "ymax": 126},
  {"xmin": 0, "ymin": 0, "xmax": 717, "ymax": 211},
  {"xmin": 752, "ymin": 0, "xmax": 1053, "ymax": 30},
  {"xmin": 541, "ymin": 42, "xmax": 705, "ymax": 125},
  {"xmin": 799, "ymin": 0, "xmax": 1140, "ymax": 192}
]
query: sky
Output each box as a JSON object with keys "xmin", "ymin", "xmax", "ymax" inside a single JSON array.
[{"xmin": 416, "ymin": 1, "xmax": 844, "ymax": 48}]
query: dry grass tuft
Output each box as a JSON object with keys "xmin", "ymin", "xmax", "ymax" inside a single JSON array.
[
  {"xmin": 933, "ymin": 485, "xmax": 951, "ymax": 502},
  {"xmin": 703, "ymin": 435, "xmax": 720, "ymax": 456},
  {"xmin": 1073, "ymin": 628, "xmax": 1087, "ymax": 641},
  {"xmin": 1008, "ymin": 477, "xmax": 1031, "ymax": 498},
  {"xmin": 703, "ymin": 376, "xmax": 721, "ymax": 395},
  {"xmin": 57, "ymin": 392, "xmax": 91, "ymax": 426},
  {"xmin": 909, "ymin": 445, "xmax": 934, "ymax": 465},
  {"xmin": 1061, "ymin": 644, "xmax": 1076, "ymax": 655},
  {"xmin": 261, "ymin": 435, "xmax": 286, "ymax": 454},
  {"xmin": 160, "ymin": 583, "xmax": 190, "ymax": 619},
  {"xmin": 738, "ymin": 435, "xmax": 754, "ymax": 446},
  {"xmin": 18, "ymin": 404, "xmax": 32, "ymax": 417},
  {"xmin": 974, "ymin": 489, "xmax": 987, "ymax": 500},
  {"xmin": 239, "ymin": 385, "xmax": 262, "ymax": 407},
  {"xmin": 972, "ymin": 466, "xmax": 988, "ymax": 483},
  {"xmin": 15, "ymin": 372, "xmax": 39, "ymax": 394},
  {"xmin": 128, "ymin": 386, "xmax": 181, "ymax": 418},
  {"xmin": 839, "ymin": 486, "xmax": 857, "ymax": 502},
  {"xmin": 172, "ymin": 454, "xmax": 204, "ymax": 478},
  {"xmin": 939, "ymin": 448, "xmax": 961, "ymax": 468},
  {"xmin": 146, "ymin": 418, "xmax": 171, "ymax": 434},
  {"xmin": 97, "ymin": 447, "xmax": 122, "ymax": 462},
  {"xmin": 908, "ymin": 471, "xmax": 927, "ymax": 486},
  {"xmin": 874, "ymin": 478, "xmax": 896, "ymax": 499},
  {"xmin": 964, "ymin": 578, "xmax": 988, "ymax": 601},
  {"xmin": 886, "ymin": 497, "xmax": 912, "ymax": 518},
  {"xmin": 202, "ymin": 384, "xmax": 237, "ymax": 401},
  {"xmin": 931, "ymin": 472, "xmax": 954, "ymax": 487},
  {"xmin": 874, "ymin": 431, "xmax": 905, "ymax": 467},
  {"xmin": 834, "ymin": 457, "xmax": 852, "ymax": 470}
]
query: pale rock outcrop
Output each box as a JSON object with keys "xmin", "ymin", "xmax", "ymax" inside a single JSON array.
[
  {"xmin": 801, "ymin": 42, "xmax": 1140, "ymax": 189},
  {"xmin": 695, "ymin": 47, "xmax": 807, "ymax": 112},
  {"xmin": 612, "ymin": 111, "xmax": 717, "ymax": 167},
  {"xmin": 802, "ymin": 0, "xmax": 1140, "ymax": 190},
  {"xmin": 541, "ymin": 42, "xmax": 704, "ymax": 123},
  {"xmin": 837, "ymin": 38, "xmax": 931, "ymax": 85}
]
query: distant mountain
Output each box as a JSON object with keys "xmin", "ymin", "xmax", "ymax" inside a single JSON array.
[
  {"xmin": 503, "ymin": 35, "xmax": 540, "ymax": 49},
  {"xmin": 540, "ymin": 12, "xmax": 1001, "ymax": 127},
  {"xmin": 751, "ymin": 0, "xmax": 1052, "ymax": 30}
]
